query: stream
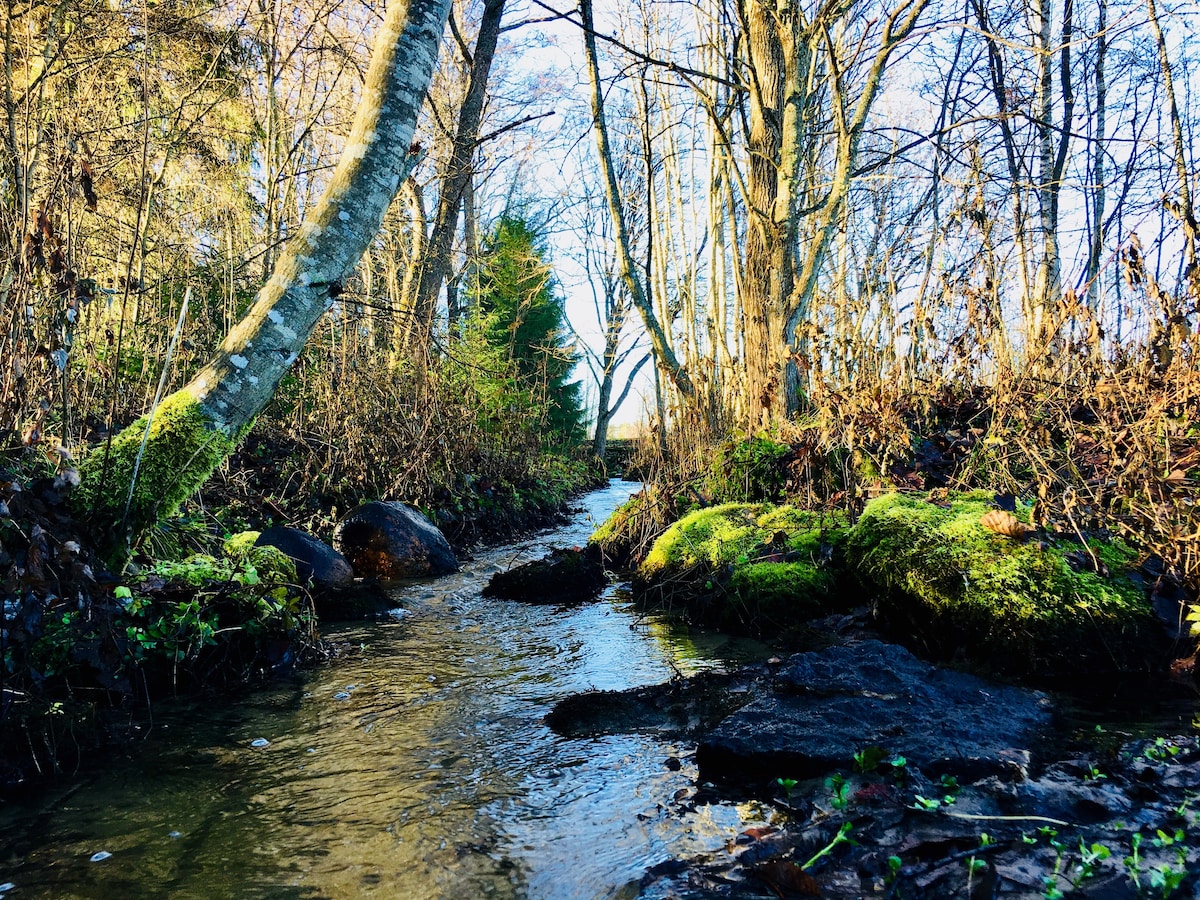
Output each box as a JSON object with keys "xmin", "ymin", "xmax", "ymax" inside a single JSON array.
[{"xmin": 0, "ymin": 480, "xmax": 774, "ymax": 899}]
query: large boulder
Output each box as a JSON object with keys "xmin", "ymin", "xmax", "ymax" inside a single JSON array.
[
  {"xmin": 846, "ymin": 492, "xmax": 1171, "ymax": 682},
  {"xmin": 482, "ymin": 547, "xmax": 607, "ymax": 603},
  {"xmin": 255, "ymin": 527, "xmax": 353, "ymax": 591},
  {"xmin": 332, "ymin": 501, "xmax": 458, "ymax": 579},
  {"xmin": 696, "ymin": 640, "xmax": 1052, "ymax": 789}
]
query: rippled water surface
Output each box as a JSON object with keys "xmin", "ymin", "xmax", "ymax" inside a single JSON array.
[{"xmin": 0, "ymin": 482, "xmax": 772, "ymax": 899}]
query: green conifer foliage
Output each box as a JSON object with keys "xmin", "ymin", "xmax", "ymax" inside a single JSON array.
[{"xmin": 471, "ymin": 216, "xmax": 585, "ymax": 442}]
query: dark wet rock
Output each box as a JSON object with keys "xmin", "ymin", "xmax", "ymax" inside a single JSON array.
[
  {"xmin": 696, "ymin": 640, "xmax": 1052, "ymax": 789},
  {"xmin": 546, "ymin": 668, "xmax": 770, "ymax": 738},
  {"xmin": 482, "ymin": 547, "xmax": 607, "ymax": 603},
  {"xmin": 257, "ymin": 525, "xmax": 404, "ymax": 618},
  {"xmin": 256, "ymin": 527, "xmax": 353, "ymax": 590},
  {"xmin": 332, "ymin": 501, "xmax": 458, "ymax": 579}
]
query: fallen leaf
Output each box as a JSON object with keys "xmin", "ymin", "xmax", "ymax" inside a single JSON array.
[
  {"xmin": 754, "ymin": 860, "xmax": 821, "ymax": 896},
  {"xmin": 980, "ymin": 509, "xmax": 1035, "ymax": 540}
]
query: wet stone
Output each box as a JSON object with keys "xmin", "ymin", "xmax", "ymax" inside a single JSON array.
[{"xmin": 696, "ymin": 640, "xmax": 1053, "ymax": 789}]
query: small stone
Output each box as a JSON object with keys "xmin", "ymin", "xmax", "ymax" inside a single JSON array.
[
  {"xmin": 90, "ymin": 851, "xmax": 112, "ymax": 862},
  {"xmin": 168, "ymin": 831, "xmax": 182, "ymax": 839},
  {"xmin": 665, "ymin": 756, "xmax": 682, "ymax": 771},
  {"xmin": 250, "ymin": 738, "xmax": 270, "ymax": 748},
  {"xmin": 0, "ymin": 882, "xmax": 16, "ymax": 892},
  {"xmin": 334, "ymin": 691, "xmax": 351, "ymax": 701}
]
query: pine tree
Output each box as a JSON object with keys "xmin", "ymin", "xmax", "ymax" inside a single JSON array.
[{"xmin": 472, "ymin": 216, "xmax": 584, "ymax": 443}]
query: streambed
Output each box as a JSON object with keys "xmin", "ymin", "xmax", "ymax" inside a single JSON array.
[{"xmin": 0, "ymin": 481, "xmax": 773, "ymax": 899}]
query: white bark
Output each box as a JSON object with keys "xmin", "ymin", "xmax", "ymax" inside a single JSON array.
[
  {"xmin": 190, "ymin": 0, "xmax": 452, "ymax": 431},
  {"xmin": 79, "ymin": 0, "xmax": 452, "ymax": 546}
]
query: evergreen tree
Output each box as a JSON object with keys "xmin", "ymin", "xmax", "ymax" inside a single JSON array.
[{"xmin": 472, "ymin": 216, "xmax": 585, "ymax": 443}]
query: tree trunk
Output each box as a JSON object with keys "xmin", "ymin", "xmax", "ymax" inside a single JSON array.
[
  {"xmin": 75, "ymin": 0, "xmax": 453, "ymax": 558},
  {"xmin": 580, "ymin": 0, "xmax": 693, "ymax": 402},
  {"xmin": 407, "ymin": 0, "xmax": 506, "ymax": 352}
]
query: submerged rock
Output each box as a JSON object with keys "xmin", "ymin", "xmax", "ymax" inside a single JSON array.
[
  {"xmin": 332, "ymin": 502, "xmax": 458, "ymax": 579},
  {"xmin": 695, "ymin": 640, "xmax": 1052, "ymax": 789},
  {"xmin": 482, "ymin": 547, "xmax": 607, "ymax": 604}
]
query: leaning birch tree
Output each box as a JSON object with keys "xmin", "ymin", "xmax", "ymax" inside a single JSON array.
[{"xmin": 75, "ymin": 0, "xmax": 453, "ymax": 557}]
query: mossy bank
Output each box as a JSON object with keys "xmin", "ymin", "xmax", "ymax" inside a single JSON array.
[
  {"xmin": 603, "ymin": 491, "xmax": 1175, "ymax": 685},
  {"xmin": 633, "ymin": 502, "xmax": 851, "ymax": 632}
]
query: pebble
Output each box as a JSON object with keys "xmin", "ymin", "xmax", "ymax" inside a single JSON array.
[
  {"xmin": 90, "ymin": 851, "xmax": 112, "ymax": 862},
  {"xmin": 168, "ymin": 831, "xmax": 182, "ymax": 839},
  {"xmin": 250, "ymin": 738, "xmax": 270, "ymax": 748},
  {"xmin": 334, "ymin": 691, "xmax": 351, "ymax": 701},
  {"xmin": 0, "ymin": 882, "xmax": 15, "ymax": 892}
]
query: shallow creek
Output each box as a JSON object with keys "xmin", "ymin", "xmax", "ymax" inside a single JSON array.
[{"xmin": 0, "ymin": 481, "xmax": 774, "ymax": 899}]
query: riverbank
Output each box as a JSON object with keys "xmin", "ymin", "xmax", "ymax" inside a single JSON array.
[
  {"xmin": 0, "ymin": 435, "xmax": 606, "ymax": 798},
  {"xmin": 546, "ymin": 631, "xmax": 1200, "ymax": 899}
]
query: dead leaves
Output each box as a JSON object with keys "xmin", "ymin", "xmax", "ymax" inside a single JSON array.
[
  {"xmin": 980, "ymin": 509, "xmax": 1036, "ymax": 540},
  {"xmin": 753, "ymin": 860, "xmax": 822, "ymax": 896}
]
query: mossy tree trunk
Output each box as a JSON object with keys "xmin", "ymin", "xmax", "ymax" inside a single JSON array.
[{"xmin": 74, "ymin": 0, "xmax": 453, "ymax": 559}]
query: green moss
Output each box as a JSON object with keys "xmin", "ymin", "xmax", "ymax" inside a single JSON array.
[
  {"xmin": 73, "ymin": 391, "xmax": 244, "ymax": 562},
  {"xmin": 640, "ymin": 503, "xmax": 764, "ymax": 576},
  {"xmin": 219, "ymin": 531, "xmax": 295, "ymax": 583},
  {"xmin": 728, "ymin": 560, "xmax": 835, "ymax": 618},
  {"xmin": 636, "ymin": 503, "xmax": 850, "ymax": 631},
  {"xmin": 846, "ymin": 492, "xmax": 1167, "ymax": 681},
  {"xmin": 590, "ymin": 494, "xmax": 643, "ymax": 550},
  {"xmin": 222, "ymin": 530, "xmax": 262, "ymax": 560}
]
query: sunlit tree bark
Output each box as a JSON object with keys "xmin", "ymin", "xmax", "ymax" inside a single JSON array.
[
  {"xmin": 76, "ymin": 0, "xmax": 453, "ymax": 555},
  {"xmin": 407, "ymin": 0, "xmax": 506, "ymax": 351}
]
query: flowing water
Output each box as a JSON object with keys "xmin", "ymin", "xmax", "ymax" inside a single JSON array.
[{"xmin": 0, "ymin": 481, "xmax": 773, "ymax": 899}]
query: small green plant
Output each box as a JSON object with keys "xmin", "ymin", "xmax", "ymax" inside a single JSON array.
[
  {"xmin": 911, "ymin": 794, "xmax": 942, "ymax": 811},
  {"xmin": 776, "ymin": 777, "xmax": 798, "ymax": 801},
  {"xmin": 853, "ymin": 745, "xmax": 888, "ymax": 773},
  {"xmin": 1143, "ymin": 738, "xmax": 1182, "ymax": 764},
  {"xmin": 1084, "ymin": 764, "xmax": 1107, "ymax": 781},
  {"xmin": 801, "ymin": 821, "xmax": 856, "ymax": 870},
  {"xmin": 1074, "ymin": 840, "xmax": 1112, "ymax": 885},
  {"xmin": 967, "ymin": 835, "xmax": 991, "ymax": 881},
  {"xmin": 825, "ymin": 773, "xmax": 851, "ymax": 810},
  {"xmin": 1148, "ymin": 863, "xmax": 1188, "ymax": 897}
]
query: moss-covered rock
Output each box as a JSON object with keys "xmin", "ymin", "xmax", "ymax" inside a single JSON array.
[
  {"xmin": 636, "ymin": 503, "xmax": 850, "ymax": 632},
  {"xmin": 588, "ymin": 489, "xmax": 679, "ymax": 568},
  {"xmin": 223, "ymin": 530, "xmax": 297, "ymax": 584},
  {"xmin": 846, "ymin": 492, "xmax": 1170, "ymax": 681}
]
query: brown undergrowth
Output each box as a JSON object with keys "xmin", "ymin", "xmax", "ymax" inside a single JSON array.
[{"xmin": 615, "ymin": 337, "xmax": 1200, "ymax": 652}]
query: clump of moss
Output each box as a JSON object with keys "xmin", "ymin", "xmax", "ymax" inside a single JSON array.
[
  {"xmin": 589, "ymin": 488, "xmax": 680, "ymax": 567},
  {"xmin": 72, "ymin": 391, "xmax": 244, "ymax": 564},
  {"xmin": 223, "ymin": 530, "xmax": 297, "ymax": 584},
  {"xmin": 636, "ymin": 503, "xmax": 850, "ymax": 632},
  {"xmin": 846, "ymin": 492, "xmax": 1168, "ymax": 681}
]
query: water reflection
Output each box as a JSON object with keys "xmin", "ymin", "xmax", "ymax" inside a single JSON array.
[{"xmin": 0, "ymin": 482, "xmax": 771, "ymax": 899}]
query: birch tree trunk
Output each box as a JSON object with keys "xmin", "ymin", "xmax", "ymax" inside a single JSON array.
[{"xmin": 76, "ymin": 0, "xmax": 453, "ymax": 557}]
